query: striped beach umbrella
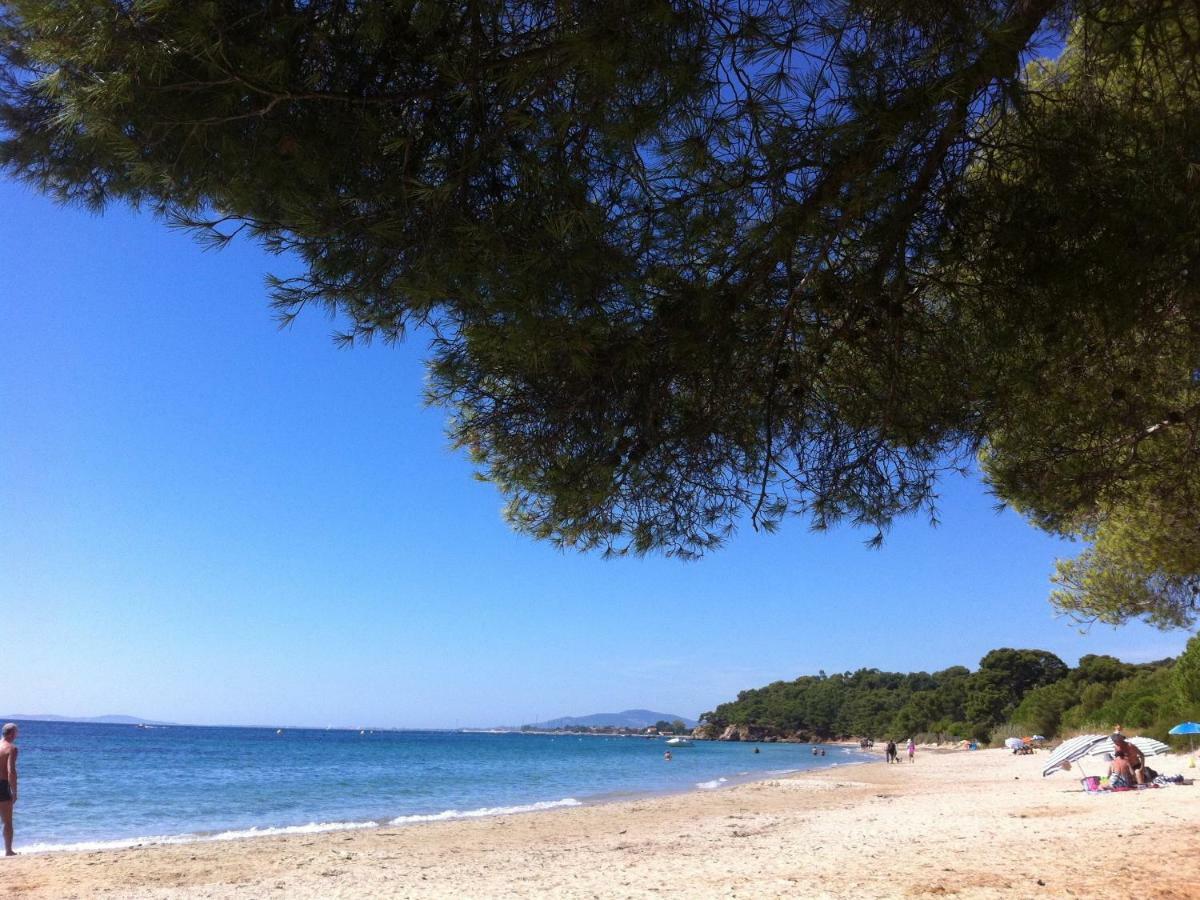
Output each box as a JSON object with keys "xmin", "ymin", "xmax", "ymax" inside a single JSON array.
[
  {"xmin": 1042, "ymin": 734, "xmax": 1111, "ymax": 778},
  {"xmin": 1089, "ymin": 735, "xmax": 1170, "ymax": 759}
]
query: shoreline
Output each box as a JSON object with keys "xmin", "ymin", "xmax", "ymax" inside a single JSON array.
[
  {"xmin": 14, "ymin": 797, "xmax": 587, "ymax": 856},
  {"xmin": 16, "ymin": 747, "xmax": 877, "ymax": 856},
  {"xmin": 6, "ymin": 748, "xmax": 1197, "ymax": 898}
]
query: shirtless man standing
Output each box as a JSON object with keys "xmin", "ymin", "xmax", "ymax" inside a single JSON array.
[{"xmin": 0, "ymin": 723, "xmax": 18, "ymax": 856}]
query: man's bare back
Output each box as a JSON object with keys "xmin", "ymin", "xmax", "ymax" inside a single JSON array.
[{"xmin": 0, "ymin": 723, "xmax": 18, "ymax": 856}]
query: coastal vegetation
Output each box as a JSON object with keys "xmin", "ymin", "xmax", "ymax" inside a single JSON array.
[
  {"xmin": 699, "ymin": 636, "xmax": 1200, "ymax": 744},
  {"xmin": 2, "ymin": 1, "xmax": 1198, "ymax": 626}
]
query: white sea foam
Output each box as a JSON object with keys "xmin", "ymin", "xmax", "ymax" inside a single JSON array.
[
  {"xmin": 695, "ymin": 777, "xmax": 729, "ymax": 790},
  {"xmin": 20, "ymin": 799, "xmax": 583, "ymax": 854},
  {"xmin": 389, "ymin": 798, "xmax": 581, "ymax": 824},
  {"xmin": 18, "ymin": 820, "xmax": 379, "ymax": 854}
]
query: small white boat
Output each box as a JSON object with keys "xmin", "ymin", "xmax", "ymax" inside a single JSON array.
[{"xmin": 665, "ymin": 737, "xmax": 693, "ymax": 747}]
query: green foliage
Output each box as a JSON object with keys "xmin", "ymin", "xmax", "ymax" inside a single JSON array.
[
  {"xmin": 2, "ymin": 0, "xmax": 1199, "ymax": 604},
  {"xmin": 1072, "ymin": 654, "xmax": 1138, "ymax": 686},
  {"xmin": 1012, "ymin": 680, "xmax": 1079, "ymax": 739},
  {"xmin": 955, "ymin": 649, "xmax": 1071, "ymax": 729},
  {"xmin": 706, "ymin": 645, "xmax": 1195, "ymax": 741},
  {"xmin": 1090, "ymin": 668, "xmax": 1177, "ymax": 732},
  {"xmin": 963, "ymin": 674, "xmax": 1015, "ymax": 730},
  {"xmin": 970, "ymin": 722, "xmax": 994, "ymax": 744},
  {"xmin": 978, "ymin": 649, "xmax": 1069, "ymax": 693},
  {"xmin": 1044, "ymin": 497, "xmax": 1200, "ymax": 630},
  {"xmin": 1172, "ymin": 634, "xmax": 1200, "ymax": 708},
  {"xmin": 972, "ymin": 7, "xmax": 1200, "ymax": 629},
  {"xmin": 979, "ymin": 649, "xmax": 1068, "ymax": 715}
]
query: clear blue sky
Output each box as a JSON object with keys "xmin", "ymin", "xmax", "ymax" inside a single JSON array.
[{"xmin": 0, "ymin": 180, "xmax": 1188, "ymax": 729}]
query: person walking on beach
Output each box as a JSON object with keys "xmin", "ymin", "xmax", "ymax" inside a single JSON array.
[
  {"xmin": 0, "ymin": 723, "xmax": 18, "ymax": 856},
  {"xmin": 907, "ymin": 738, "xmax": 916, "ymax": 763},
  {"xmin": 885, "ymin": 740, "xmax": 897, "ymax": 763}
]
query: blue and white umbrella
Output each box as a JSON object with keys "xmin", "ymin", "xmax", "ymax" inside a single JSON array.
[{"xmin": 1042, "ymin": 734, "xmax": 1111, "ymax": 778}]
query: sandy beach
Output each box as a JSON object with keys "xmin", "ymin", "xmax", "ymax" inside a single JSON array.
[{"xmin": 2, "ymin": 747, "xmax": 1197, "ymax": 899}]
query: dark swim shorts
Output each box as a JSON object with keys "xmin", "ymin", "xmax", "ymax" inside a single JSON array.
[{"xmin": 0, "ymin": 780, "xmax": 11, "ymax": 802}]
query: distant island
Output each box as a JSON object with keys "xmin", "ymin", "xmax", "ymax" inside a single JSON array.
[
  {"xmin": 519, "ymin": 709, "xmax": 697, "ymax": 735},
  {"xmin": 1, "ymin": 713, "xmax": 176, "ymax": 726}
]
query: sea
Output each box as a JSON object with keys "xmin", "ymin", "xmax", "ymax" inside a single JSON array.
[{"xmin": 9, "ymin": 721, "xmax": 872, "ymax": 853}]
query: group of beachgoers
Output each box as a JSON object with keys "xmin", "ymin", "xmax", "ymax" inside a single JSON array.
[
  {"xmin": 884, "ymin": 738, "xmax": 916, "ymax": 763},
  {"xmin": 1106, "ymin": 731, "xmax": 1152, "ymax": 789}
]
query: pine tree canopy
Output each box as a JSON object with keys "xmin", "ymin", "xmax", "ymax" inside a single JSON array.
[{"xmin": 2, "ymin": 1, "xmax": 1198, "ymax": 625}]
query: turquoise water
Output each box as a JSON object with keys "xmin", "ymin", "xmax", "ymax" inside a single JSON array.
[{"xmin": 10, "ymin": 722, "xmax": 870, "ymax": 851}]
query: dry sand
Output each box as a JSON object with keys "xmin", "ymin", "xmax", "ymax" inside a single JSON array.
[{"xmin": 3, "ymin": 747, "xmax": 1198, "ymax": 899}]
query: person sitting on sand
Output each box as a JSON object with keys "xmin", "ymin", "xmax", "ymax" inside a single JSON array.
[
  {"xmin": 1111, "ymin": 733, "xmax": 1146, "ymax": 785},
  {"xmin": 1108, "ymin": 750, "xmax": 1134, "ymax": 789},
  {"xmin": 0, "ymin": 723, "xmax": 17, "ymax": 856}
]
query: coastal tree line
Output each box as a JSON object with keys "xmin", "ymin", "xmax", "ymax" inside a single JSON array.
[
  {"xmin": 3, "ymin": 1, "xmax": 1199, "ymax": 629},
  {"xmin": 698, "ymin": 636, "xmax": 1200, "ymax": 744}
]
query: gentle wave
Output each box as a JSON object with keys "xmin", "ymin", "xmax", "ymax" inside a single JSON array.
[
  {"xmin": 20, "ymin": 798, "xmax": 583, "ymax": 854},
  {"xmin": 18, "ymin": 820, "xmax": 379, "ymax": 854},
  {"xmin": 389, "ymin": 798, "xmax": 582, "ymax": 824},
  {"xmin": 696, "ymin": 777, "xmax": 729, "ymax": 790}
]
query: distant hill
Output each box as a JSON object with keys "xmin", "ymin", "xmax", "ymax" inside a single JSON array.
[
  {"xmin": 1, "ymin": 714, "xmax": 176, "ymax": 726},
  {"xmin": 528, "ymin": 709, "xmax": 697, "ymax": 730}
]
